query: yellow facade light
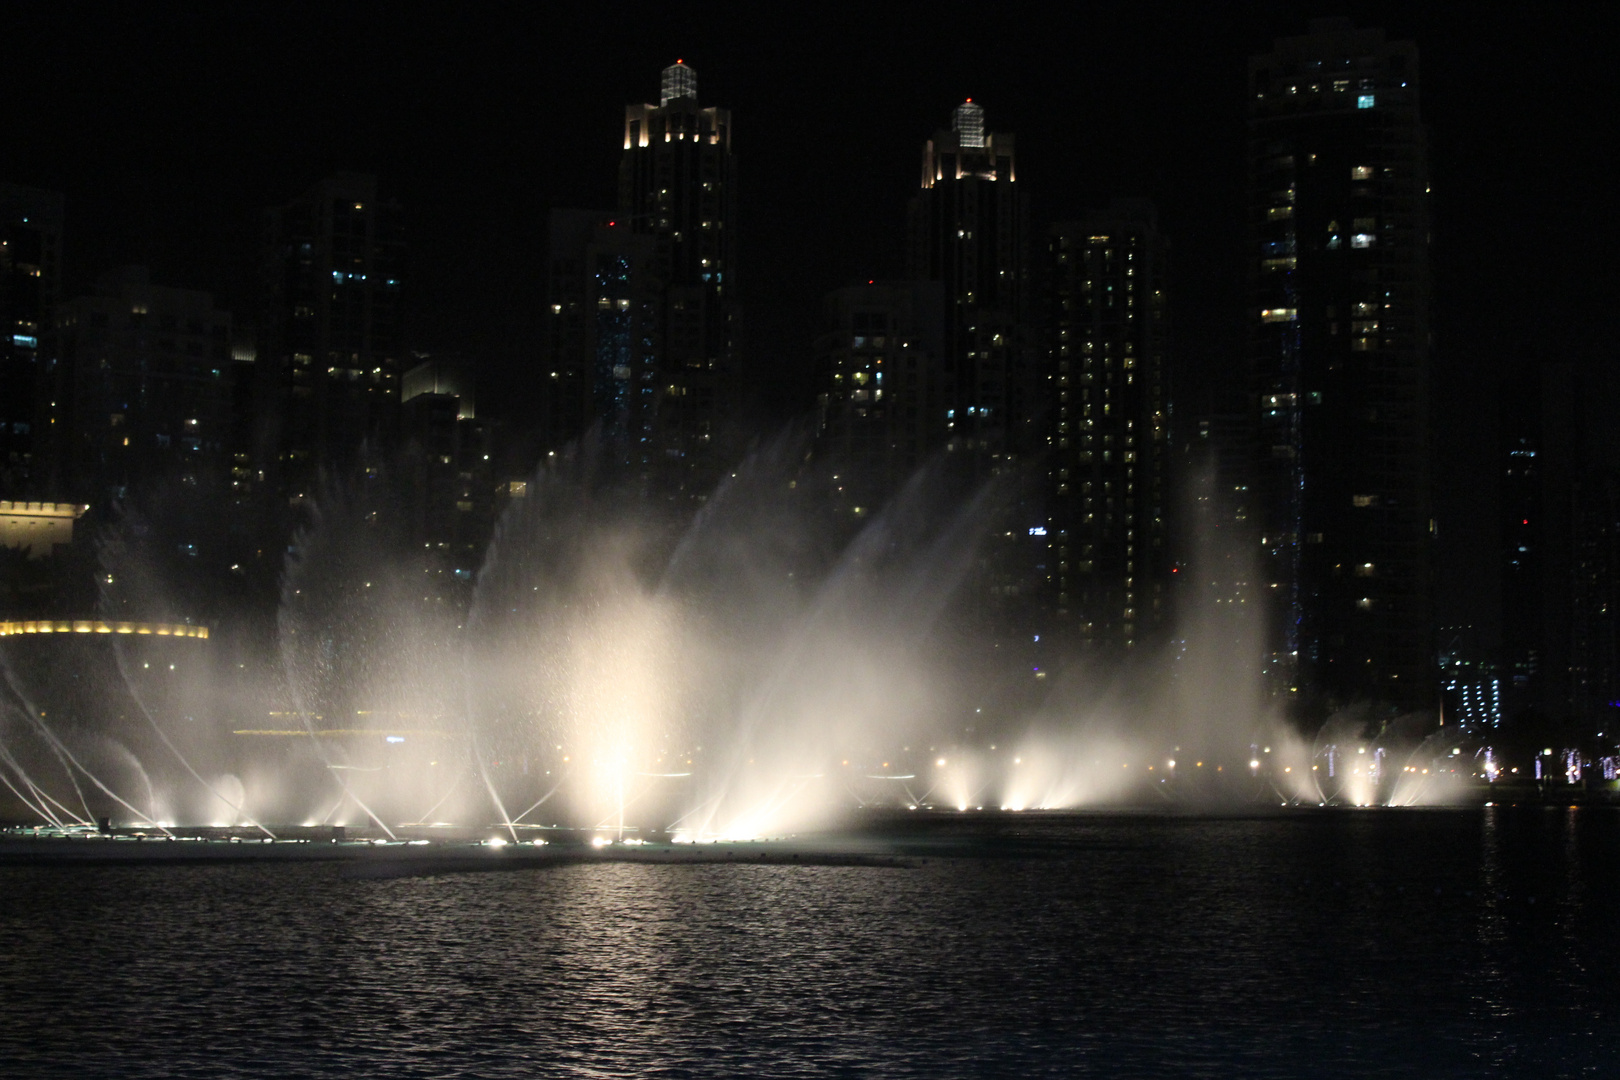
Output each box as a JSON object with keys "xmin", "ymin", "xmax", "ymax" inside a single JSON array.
[{"xmin": 0, "ymin": 619, "xmax": 210, "ymax": 639}]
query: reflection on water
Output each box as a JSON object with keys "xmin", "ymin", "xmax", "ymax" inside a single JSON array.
[{"xmin": 2, "ymin": 809, "xmax": 1618, "ymax": 1078}]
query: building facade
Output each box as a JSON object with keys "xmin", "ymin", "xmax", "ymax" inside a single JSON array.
[
  {"xmin": 1248, "ymin": 18, "xmax": 1434, "ymax": 717},
  {"xmin": 256, "ymin": 173, "xmax": 405, "ymax": 505},
  {"xmin": 1041, "ymin": 202, "xmax": 1170, "ymax": 652},
  {"xmin": 906, "ymin": 101, "xmax": 1030, "ymax": 471},
  {"xmin": 1438, "ymin": 626, "xmax": 1503, "ymax": 731},
  {"xmin": 1500, "ymin": 361, "xmax": 1620, "ymax": 737},
  {"xmin": 0, "ymin": 184, "xmax": 64, "ymax": 499},
  {"xmin": 542, "ymin": 209, "xmax": 661, "ymax": 473},
  {"xmin": 815, "ymin": 280, "xmax": 945, "ymax": 514},
  {"xmin": 55, "ymin": 267, "xmax": 234, "ymax": 505},
  {"xmin": 616, "ymin": 61, "xmax": 738, "ymax": 497},
  {"xmin": 400, "ymin": 357, "xmax": 497, "ymax": 598}
]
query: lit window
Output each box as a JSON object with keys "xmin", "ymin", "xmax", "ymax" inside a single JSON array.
[
  {"xmin": 1357, "ymin": 95, "xmax": 1375, "ymax": 109},
  {"xmin": 1356, "ymin": 597, "xmax": 1374, "ymax": 610},
  {"xmin": 1260, "ymin": 307, "xmax": 1297, "ymax": 323},
  {"xmin": 1352, "ymin": 494, "xmax": 1376, "ymax": 508},
  {"xmin": 1351, "ymin": 234, "xmax": 1375, "ymax": 249},
  {"xmin": 1352, "ymin": 165, "xmax": 1373, "ymax": 180}
]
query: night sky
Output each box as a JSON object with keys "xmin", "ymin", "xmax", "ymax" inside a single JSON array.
[{"xmin": 6, "ymin": 1, "xmax": 1615, "ymax": 644}]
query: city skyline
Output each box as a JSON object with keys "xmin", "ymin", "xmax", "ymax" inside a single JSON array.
[
  {"xmin": 3, "ymin": 3, "xmax": 1615, "ymax": 661},
  {"xmin": 7, "ymin": 13, "xmax": 1620, "ymax": 1074}
]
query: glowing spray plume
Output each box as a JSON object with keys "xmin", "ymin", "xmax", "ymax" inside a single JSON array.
[{"xmin": 0, "ymin": 442, "xmax": 1475, "ymax": 835}]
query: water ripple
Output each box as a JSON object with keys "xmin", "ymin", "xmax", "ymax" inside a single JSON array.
[{"xmin": 2, "ymin": 811, "xmax": 1617, "ymax": 1077}]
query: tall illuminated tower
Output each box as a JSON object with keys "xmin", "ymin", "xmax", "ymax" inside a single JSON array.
[
  {"xmin": 1042, "ymin": 202, "xmax": 1170, "ymax": 652},
  {"xmin": 1248, "ymin": 18, "xmax": 1434, "ymax": 717},
  {"xmin": 618, "ymin": 61, "xmax": 737, "ymax": 497},
  {"xmin": 906, "ymin": 100, "xmax": 1029, "ymax": 471}
]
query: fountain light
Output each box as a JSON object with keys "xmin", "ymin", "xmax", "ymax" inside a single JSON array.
[{"xmin": 5, "ymin": 429, "xmax": 1439, "ymax": 836}]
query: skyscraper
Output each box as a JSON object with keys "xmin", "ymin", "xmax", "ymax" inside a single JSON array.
[
  {"xmin": 256, "ymin": 173, "xmax": 405, "ymax": 504},
  {"xmin": 617, "ymin": 61, "xmax": 737, "ymax": 497},
  {"xmin": 1500, "ymin": 365, "xmax": 1550, "ymax": 718},
  {"xmin": 1041, "ymin": 202, "xmax": 1170, "ymax": 652},
  {"xmin": 400, "ymin": 356, "xmax": 496, "ymax": 596},
  {"xmin": 907, "ymin": 101, "xmax": 1029, "ymax": 471},
  {"xmin": 0, "ymin": 183, "xmax": 64, "ymax": 499},
  {"xmin": 1248, "ymin": 18, "xmax": 1434, "ymax": 718},
  {"xmin": 542, "ymin": 209, "xmax": 660, "ymax": 471},
  {"xmin": 1500, "ymin": 361, "xmax": 1620, "ymax": 735}
]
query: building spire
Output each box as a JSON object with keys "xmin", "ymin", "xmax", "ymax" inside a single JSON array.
[{"xmin": 661, "ymin": 60, "xmax": 697, "ymax": 106}]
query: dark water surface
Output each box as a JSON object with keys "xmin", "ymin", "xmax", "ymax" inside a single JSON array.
[{"xmin": 3, "ymin": 808, "xmax": 1617, "ymax": 1078}]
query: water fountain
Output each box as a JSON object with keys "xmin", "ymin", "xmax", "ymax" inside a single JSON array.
[{"xmin": 0, "ymin": 436, "xmax": 1495, "ymax": 855}]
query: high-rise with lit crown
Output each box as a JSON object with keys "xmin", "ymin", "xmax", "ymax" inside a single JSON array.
[
  {"xmin": 1248, "ymin": 18, "xmax": 1434, "ymax": 718},
  {"xmin": 617, "ymin": 61, "xmax": 737, "ymax": 497},
  {"xmin": 907, "ymin": 101, "xmax": 1030, "ymax": 471}
]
